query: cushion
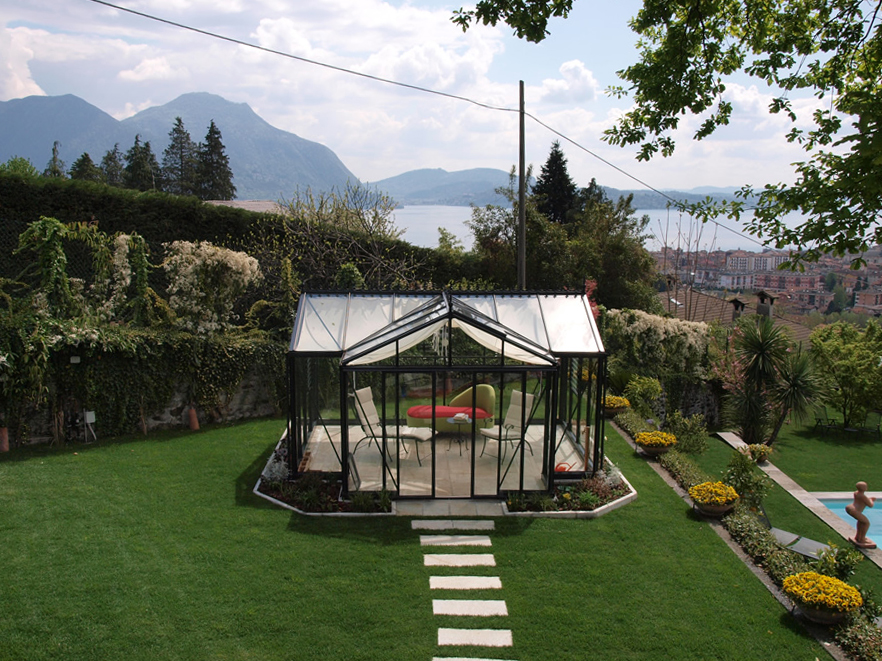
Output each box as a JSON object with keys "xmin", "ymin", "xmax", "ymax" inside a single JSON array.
[{"xmin": 406, "ymin": 405, "xmax": 492, "ymax": 420}]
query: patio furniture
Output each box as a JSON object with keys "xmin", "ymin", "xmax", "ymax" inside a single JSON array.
[
  {"xmin": 406, "ymin": 384, "xmax": 496, "ymax": 432},
  {"xmin": 480, "ymin": 390, "xmax": 536, "ymax": 458},
  {"xmin": 351, "ymin": 386, "xmax": 434, "ymax": 465},
  {"xmin": 813, "ymin": 406, "xmax": 837, "ymax": 434},
  {"xmin": 860, "ymin": 410, "xmax": 881, "ymax": 439}
]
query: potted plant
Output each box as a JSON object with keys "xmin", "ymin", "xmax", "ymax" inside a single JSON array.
[
  {"xmin": 634, "ymin": 430, "xmax": 676, "ymax": 456},
  {"xmin": 688, "ymin": 481, "xmax": 739, "ymax": 516},
  {"xmin": 746, "ymin": 443, "xmax": 771, "ymax": 463},
  {"xmin": 603, "ymin": 395, "xmax": 630, "ymax": 418},
  {"xmin": 782, "ymin": 571, "xmax": 863, "ymax": 625}
]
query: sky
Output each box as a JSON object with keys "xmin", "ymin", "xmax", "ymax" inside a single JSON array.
[{"xmin": 1, "ymin": 0, "xmax": 822, "ymax": 198}]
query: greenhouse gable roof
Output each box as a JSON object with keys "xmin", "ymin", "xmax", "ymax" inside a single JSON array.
[{"xmin": 289, "ymin": 291, "xmax": 605, "ymax": 364}]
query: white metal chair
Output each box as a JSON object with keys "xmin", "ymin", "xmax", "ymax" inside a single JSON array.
[
  {"xmin": 479, "ymin": 390, "xmax": 535, "ymax": 458},
  {"xmin": 351, "ymin": 386, "xmax": 434, "ymax": 465}
]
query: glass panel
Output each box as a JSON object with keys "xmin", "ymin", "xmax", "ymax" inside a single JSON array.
[
  {"xmin": 493, "ymin": 295, "xmax": 549, "ymax": 350},
  {"xmin": 539, "ymin": 295, "xmax": 605, "ymax": 354},
  {"xmin": 290, "ymin": 294, "xmax": 348, "ymax": 352}
]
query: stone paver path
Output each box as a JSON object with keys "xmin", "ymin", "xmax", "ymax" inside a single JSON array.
[{"xmin": 414, "ymin": 518, "xmax": 516, "ymax": 660}]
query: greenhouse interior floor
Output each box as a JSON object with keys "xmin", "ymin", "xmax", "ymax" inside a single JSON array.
[{"xmin": 303, "ymin": 424, "xmax": 587, "ymax": 497}]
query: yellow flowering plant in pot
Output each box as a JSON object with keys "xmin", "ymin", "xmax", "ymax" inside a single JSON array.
[
  {"xmin": 688, "ymin": 481, "xmax": 739, "ymax": 516},
  {"xmin": 782, "ymin": 571, "xmax": 863, "ymax": 625},
  {"xmin": 603, "ymin": 395, "xmax": 630, "ymax": 418},
  {"xmin": 634, "ymin": 430, "xmax": 676, "ymax": 455}
]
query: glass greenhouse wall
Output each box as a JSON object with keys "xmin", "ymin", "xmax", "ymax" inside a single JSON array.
[{"xmin": 286, "ymin": 291, "xmax": 607, "ymax": 498}]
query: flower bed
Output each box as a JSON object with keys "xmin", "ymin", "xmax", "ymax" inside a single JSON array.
[
  {"xmin": 783, "ymin": 571, "xmax": 863, "ymax": 613},
  {"xmin": 634, "ymin": 430, "xmax": 677, "ymax": 448},
  {"xmin": 688, "ymin": 481, "xmax": 739, "ymax": 507}
]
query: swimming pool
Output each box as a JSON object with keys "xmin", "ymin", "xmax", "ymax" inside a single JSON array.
[{"xmin": 820, "ymin": 497, "xmax": 882, "ymax": 533}]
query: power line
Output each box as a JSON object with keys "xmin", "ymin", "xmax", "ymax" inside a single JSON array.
[{"xmin": 85, "ymin": 0, "xmax": 763, "ymax": 248}]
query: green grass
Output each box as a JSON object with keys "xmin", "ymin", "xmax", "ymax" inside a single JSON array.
[
  {"xmin": 687, "ymin": 425, "xmax": 882, "ymax": 600},
  {"xmin": 0, "ymin": 420, "xmax": 825, "ymax": 660}
]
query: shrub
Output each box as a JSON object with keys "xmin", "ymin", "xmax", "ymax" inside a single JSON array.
[
  {"xmin": 783, "ymin": 572, "xmax": 863, "ymax": 612},
  {"xmin": 724, "ymin": 449, "xmax": 771, "ymax": 510},
  {"xmin": 688, "ymin": 481, "xmax": 739, "ymax": 506},
  {"xmin": 814, "ymin": 544, "xmax": 864, "ymax": 581},
  {"xmin": 623, "ymin": 375, "xmax": 663, "ymax": 419},
  {"xmin": 658, "ymin": 449, "xmax": 711, "ymax": 490},
  {"xmin": 665, "ymin": 410, "xmax": 708, "ymax": 455},
  {"xmin": 613, "ymin": 409, "xmax": 654, "ymax": 437},
  {"xmin": 835, "ymin": 619, "xmax": 882, "ymax": 661},
  {"xmin": 723, "ymin": 509, "xmax": 810, "ymax": 584}
]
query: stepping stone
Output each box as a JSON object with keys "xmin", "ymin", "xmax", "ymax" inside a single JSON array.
[
  {"xmin": 433, "ymin": 599, "xmax": 508, "ymax": 616},
  {"xmin": 424, "ymin": 554, "xmax": 496, "ymax": 567},
  {"xmin": 420, "ymin": 535, "xmax": 492, "ymax": 547},
  {"xmin": 412, "ymin": 520, "xmax": 495, "ymax": 531},
  {"xmin": 438, "ymin": 628, "xmax": 513, "ymax": 647},
  {"xmin": 430, "ymin": 576, "xmax": 502, "ymax": 590}
]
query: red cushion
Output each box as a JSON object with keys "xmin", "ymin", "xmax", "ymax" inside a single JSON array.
[{"xmin": 407, "ymin": 405, "xmax": 492, "ymax": 420}]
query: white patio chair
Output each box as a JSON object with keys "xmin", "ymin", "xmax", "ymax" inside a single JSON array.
[
  {"xmin": 479, "ymin": 390, "xmax": 535, "ymax": 458},
  {"xmin": 351, "ymin": 386, "xmax": 433, "ymax": 465}
]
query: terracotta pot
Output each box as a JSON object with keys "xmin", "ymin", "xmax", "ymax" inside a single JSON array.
[
  {"xmin": 636, "ymin": 443, "xmax": 671, "ymax": 456},
  {"xmin": 0, "ymin": 427, "xmax": 8, "ymax": 453},
  {"xmin": 798, "ymin": 604, "xmax": 850, "ymax": 626},
  {"xmin": 693, "ymin": 501, "xmax": 735, "ymax": 517},
  {"xmin": 188, "ymin": 406, "xmax": 200, "ymax": 431}
]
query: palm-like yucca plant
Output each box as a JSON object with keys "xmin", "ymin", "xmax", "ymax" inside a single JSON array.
[{"xmin": 725, "ymin": 316, "xmax": 823, "ymax": 446}]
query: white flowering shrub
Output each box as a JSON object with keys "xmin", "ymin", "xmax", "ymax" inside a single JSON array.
[
  {"xmin": 93, "ymin": 234, "xmax": 133, "ymax": 322},
  {"xmin": 605, "ymin": 308, "xmax": 711, "ymax": 379},
  {"xmin": 163, "ymin": 241, "xmax": 262, "ymax": 334}
]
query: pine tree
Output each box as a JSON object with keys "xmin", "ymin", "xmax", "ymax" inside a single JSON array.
[
  {"xmin": 532, "ymin": 140, "xmax": 577, "ymax": 224},
  {"xmin": 101, "ymin": 144, "xmax": 125, "ymax": 187},
  {"xmin": 69, "ymin": 152, "xmax": 103, "ymax": 182},
  {"xmin": 124, "ymin": 135, "xmax": 162, "ymax": 191},
  {"xmin": 162, "ymin": 117, "xmax": 198, "ymax": 196},
  {"xmin": 43, "ymin": 141, "xmax": 66, "ymax": 178},
  {"xmin": 196, "ymin": 120, "xmax": 236, "ymax": 200}
]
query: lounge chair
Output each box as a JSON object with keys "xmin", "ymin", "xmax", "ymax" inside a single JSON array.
[
  {"xmin": 479, "ymin": 390, "xmax": 535, "ymax": 458},
  {"xmin": 406, "ymin": 384, "xmax": 496, "ymax": 432},
  {"xmin": 351, "ymin": 387, "xmax": 434, "ymax": 465},
  {"xmin": 813, "ymin": 406, "xmax": 837, "ymax": 435},
  {"xmin": 760, "ymin": 506, "xmax": 831, "ymax": 559}
]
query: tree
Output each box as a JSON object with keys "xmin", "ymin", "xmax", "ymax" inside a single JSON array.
[
  {"xmin": 811, "ymin": 321, "xmax": 882, "ymax": 427},
  {"xmin": 532, "ymin": 140, "xmax": 577, "ymax": 224},
  {"xmin": 69, "ymin": 153, "xmax": 103, "ymax": 182},
  {"xmin": 453, "ymin": 1, "xmax": 882, "ymax": 266},
  {"xmin": 124, "ymin": 135, "xmax": 162, "ymax": 192},
  {"xmin": 715, "ymin": 316, "xmax": 823, "ymax": 446},
  {"xmin": 197, "ymin": 120, "xmax": 236, "ymax": 201},
  {"xmin": 0, "ymin": 156, "xmax": 39, "ymax": 177},
  {"xmin": 43, "ymin": 141, "xmax": 66, "ymax": 178},
  {"xmin": 100, "ymin": 144, "xmax": 125, "ymax": 187},
  {"xmin": 162, "ymin": 117, "xmax": 198, "ymax": 196}
]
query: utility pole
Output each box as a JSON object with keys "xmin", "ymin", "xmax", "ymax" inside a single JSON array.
[{"xmin": 518, "ymin": 80, "xmax": 526, "ymax": 290}]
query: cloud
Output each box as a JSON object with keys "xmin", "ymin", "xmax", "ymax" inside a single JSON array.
[
  {"xmin": 536, "ymin": 60, "xmax": 599, "ymax": 104},
  {"xmin": 119, "ymin": 56, "xmax": 189, "ymax": 82},
  {"xmin": 0, "ymin": 27, "xmax": 44, "ymax": 99}
]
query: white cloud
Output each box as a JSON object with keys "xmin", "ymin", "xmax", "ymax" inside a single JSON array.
[
  {"xmin": 0, "ymin": 27, "xmax": 44, "ymax": 99},
  {"xmin": 536, "ymin": 60, "xmax": 599, "ymax": 104},
  {"xmin": 119, "ymin": 56, "xmax": 189, "ymax": 82}
]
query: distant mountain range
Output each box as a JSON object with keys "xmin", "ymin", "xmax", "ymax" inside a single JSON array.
[
  {"xmin": 0, "ymin": 93, "xmax": 356, "ymax": 200},
  {"xmin": 0, "ymin": 92, "xmax": 742, "ymax": 208}
]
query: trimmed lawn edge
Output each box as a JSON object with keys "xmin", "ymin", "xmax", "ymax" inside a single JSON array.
[{"xmin": 611, "ymin": 421, "xmax": 851, "ymax": 661}]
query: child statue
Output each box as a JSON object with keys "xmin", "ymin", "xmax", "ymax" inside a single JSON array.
[{"xmin": 845, "ymin": 481, "xmax": 877, "ymax": 549}]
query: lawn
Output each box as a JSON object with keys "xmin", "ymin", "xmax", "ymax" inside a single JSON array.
[
  {"xmin": 0, "ymin": 419, "xmax": 826, "ymax": 660},
  {"xmin": 688, "ymin": 422, "xmax": 882, "ymax": 600}
]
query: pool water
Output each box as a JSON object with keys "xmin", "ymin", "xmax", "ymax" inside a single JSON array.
[{"xmin": 821, "ymin": 498, "xmax": 882, "ymax": 532}]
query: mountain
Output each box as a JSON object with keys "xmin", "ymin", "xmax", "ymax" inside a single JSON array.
[
  {"xmin": 0, "ymin": 93, "xmax": 358, "ymax": 199},
  {"xmin": 372, "ymin": 168, "xmax": 518, "ymax": 206},
  {"xmin": 374, "ymin": 167, "xmax": 743, "ymax": 209}
]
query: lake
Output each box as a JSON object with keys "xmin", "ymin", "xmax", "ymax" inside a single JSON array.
[{"xmin": 393, "ymin": 205, "xmax": 797, "ymax": 253}]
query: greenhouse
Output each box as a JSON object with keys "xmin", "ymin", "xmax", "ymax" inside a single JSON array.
[{"xmin": 286, "ymin": 290, "xmax": 607, "ymax": 499}]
